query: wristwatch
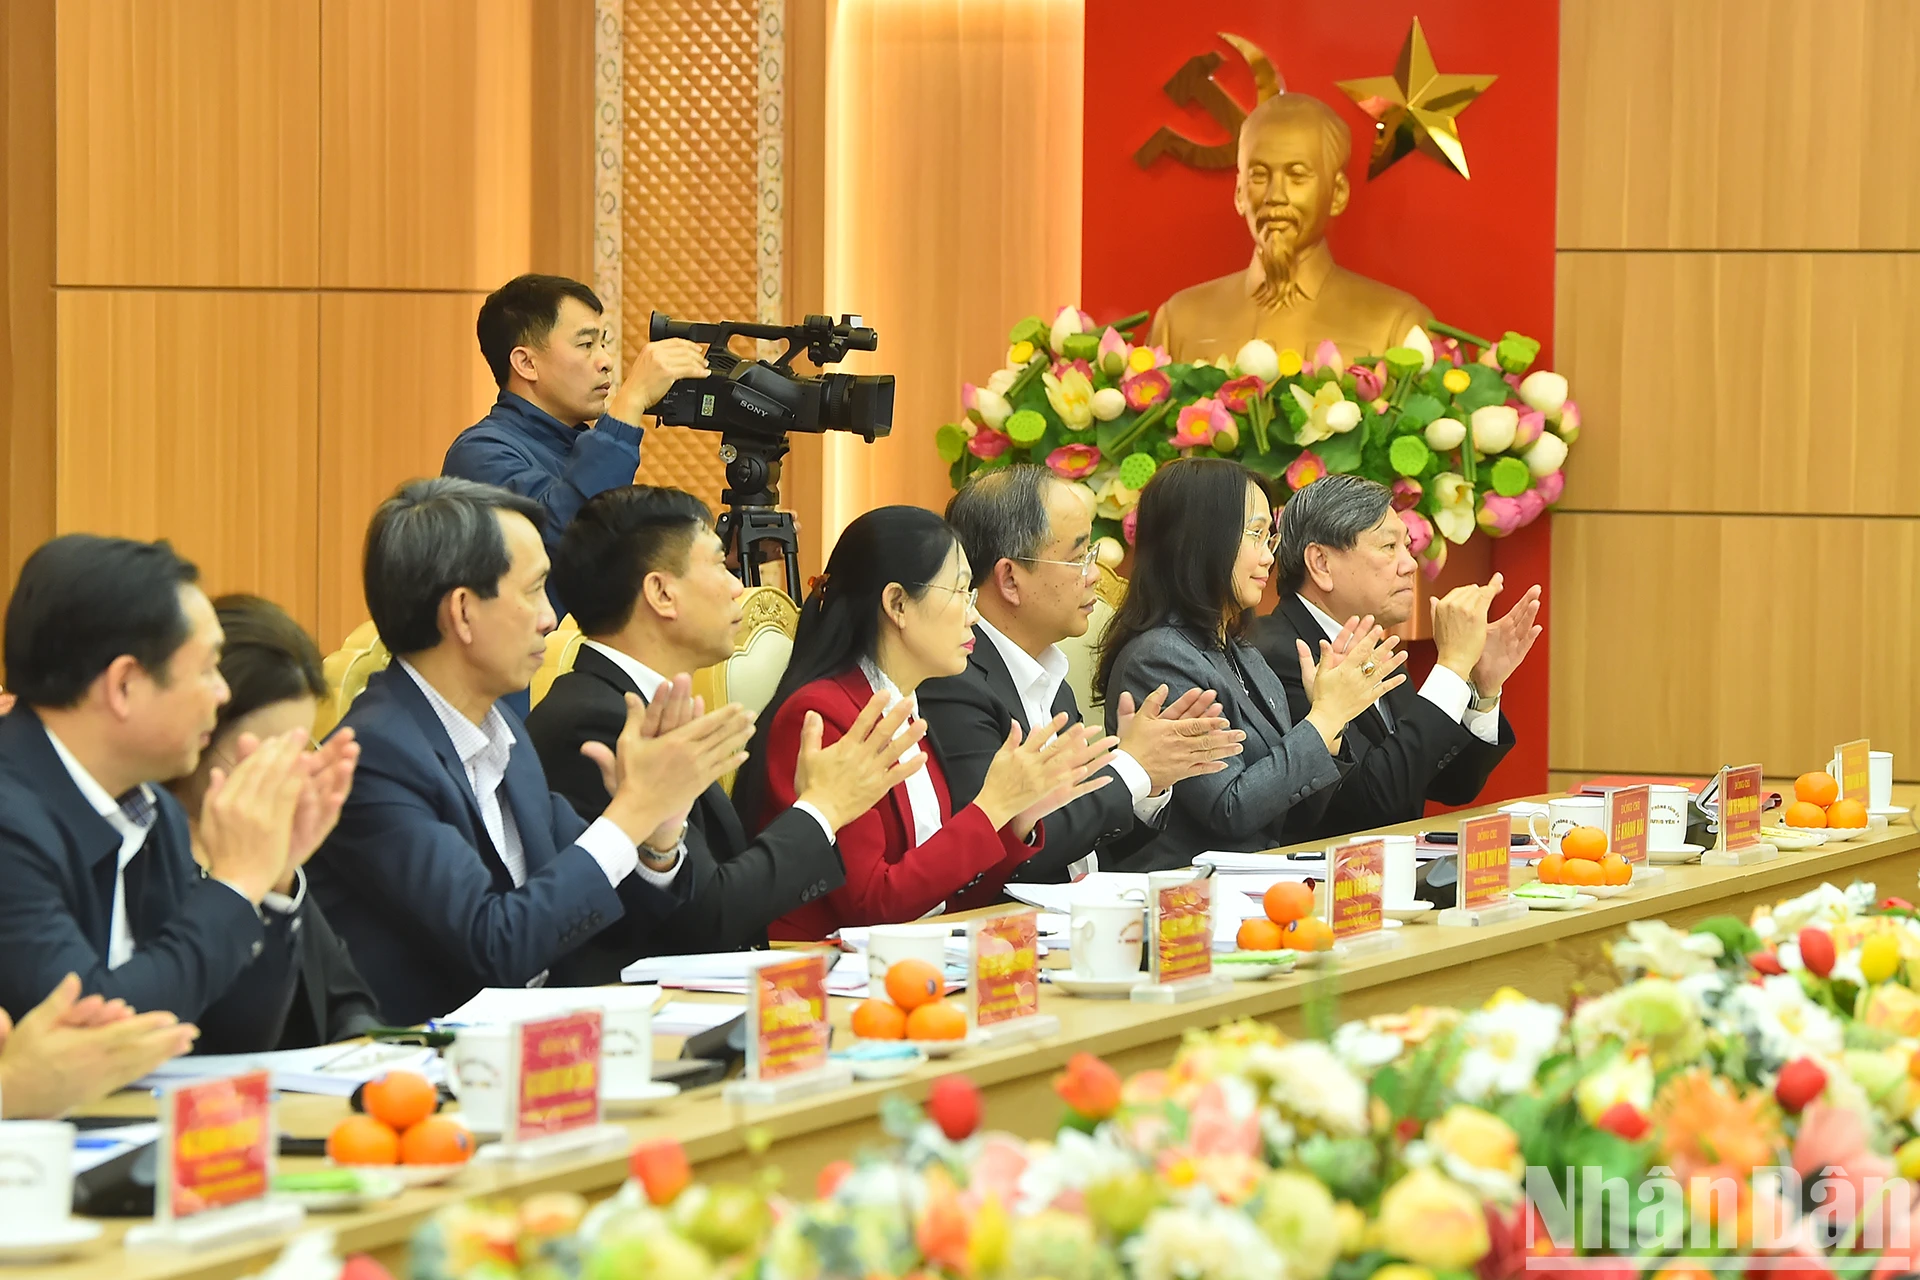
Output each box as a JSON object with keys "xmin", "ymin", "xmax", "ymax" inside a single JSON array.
[
  {"xmin": 640, "ymin": 823, "xmax": 688, "ymax": 868},
  {"xmin": 1467, "ymin": 682, "xmax": 1500, "ymax": 714}
]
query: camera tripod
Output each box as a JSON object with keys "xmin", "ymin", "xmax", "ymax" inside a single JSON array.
[{"xmin": 715, "ymin": 434, "xmax": 801, "ymax": 598}]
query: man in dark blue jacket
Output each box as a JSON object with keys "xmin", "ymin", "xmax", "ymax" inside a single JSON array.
[{"xmin": 443, "ymin": 274, "xmax": 709, "ymax": 621}]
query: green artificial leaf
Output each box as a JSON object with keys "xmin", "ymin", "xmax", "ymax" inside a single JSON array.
[
  {"xmin": 1399, "ymin": 393, "xmax": 1445, "ymax": 428},
  {"xmin": 1389, "ymin": 435, "xmax": 1433, "ymax": 477},
  {"xmin": 935, "ymin": 423, "xmax": 968, "ymax": 464},
  {"xmin": 1183, "ymin": 364, "xmax": 1229, "ymax": 396},
  {"xmin": 1316, "ymin": 427, "xmax": 1365, "ymax": 473},
  {"xmin": 1096, "ymin": 414, "xmax": 1139, "ymax": 457},
  {"xmin": 1008, "ymin": 316, "xmax": 1047, "ymax": 347},
  {"xmin": 1454, "ymin": 365, "xmax": 1510, "ymax": 414},
  {"xmin": 1152, "ymin": 439, "xmax": 1179, "ymax": 462},
  {"xmin": 1490, "ymin": 456, "xmax": 1532, "ymax": 497},
  {"xmin": 1331, "ymin": 1251, "xmax": 1393, "ymax": 1280},
  {"xmin": 1845, "ymin": 1021, "xmax": 1899, "ymax": 1051},
  {"xmin": 1092, "ymin": 516, "xmax": 1124, "ymax": 546},
  {"xmin": 1690, "ymin": 916, "xmax": 1760, "ymax": 961},
  {"xmin": 949, "ymin": 456, "xmax": 970, "ymax": 489},
  {"xmin": 1296, "ymin": 1134, "xmax": 1379, "ymax": 1202},
  {"xmin": 1370, "ymin": 1063, "xmax": 1407, "ymax": 1112},
  {"xmin": 977, "ymin": 454, "xmax": 1011, "ymax": 475},
  {"xmin": 1241, "ymin": 446, "xmax": 1297, "ymax": 481}
]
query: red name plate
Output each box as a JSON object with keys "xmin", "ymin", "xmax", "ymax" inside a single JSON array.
[
  {"xmin": 513, "ymin": 1010, "xmax": 602, "ymax": 1143},
  {"xmin": 970, "ymin": 909, "xmax": 1040, "ymax": 1027},
  {"xmin": 1720, "ymin": 764, "xmax": 1765, "ymax": 850},
  {"xmin": 1609, "ymin": 786, "xmax": 1650, "ymax": 866},
  {"xmin": 1151, "ymin": 878, "xmax": 1213, "ymax": 984},
  {"xmin": 751, "ymin": 953, "xmax": 831, "ymax": 1081},
  {"xmin": 1837, "ymin": 739, "xmax": 1871, "ymax": 805},
  {"xmin": 163, "ymin": 1070, "xmax": 272, "ymax": 1222},
  {"xmin": 1332, "ymin": 840, "xmax": 1385, "ymax": 940},
  {"xmin": 1458, "ymin": 814, "xmax": 1512, "ymax": 910}
]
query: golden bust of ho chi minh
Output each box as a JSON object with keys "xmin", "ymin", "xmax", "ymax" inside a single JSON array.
[{"xmin": 1148, "ymin": 92, "xmax": 1432, "ymax": 363}]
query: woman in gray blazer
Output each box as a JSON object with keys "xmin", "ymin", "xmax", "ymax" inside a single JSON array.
[{"xmin": 1098, "ymin": 459, "xmax": 1405, "ymax": 867}]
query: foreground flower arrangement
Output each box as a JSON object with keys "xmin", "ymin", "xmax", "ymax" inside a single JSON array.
[
  {"xmin": 281, "ymin": 880, "xmax": 1920, "ymax": 1280},
  {"xmin": 939, "ymin": 309, "xmax": 1579, "ymax": 578}
]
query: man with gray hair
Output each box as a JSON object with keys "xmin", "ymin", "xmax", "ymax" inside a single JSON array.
[
  {"xmin": 919, "ymin": 465, "xmax": 1243, "ymax": 879},
  {"xmin": 1253, "ymin": 474, "xmax": 1540, "ymax": 842}
]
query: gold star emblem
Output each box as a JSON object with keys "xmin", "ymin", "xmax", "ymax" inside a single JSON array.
[{"xmin": 1336, "ymin": 17, "xmax": 1496, "ymax": 180}]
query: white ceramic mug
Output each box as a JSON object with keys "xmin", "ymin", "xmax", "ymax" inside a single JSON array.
[
  {"xmin": 1646, "ymin": 785, "xmax": 1692, "ymax": 850},
  {"xmin": 1830, "ymin": 752, "xmax": 1895, "ymax": 810},
  {"xmin": 1372, "ymin": 835, "xmax": 1417, "ymax": 905},
  {"xmin": 600, "ymin": 1002, "xmax": 653, "ymax": 1095},
  {"xmin": 1069, "ymin": 901, "xmax": 1146, "ymax": 981},
  {"xmin": 446, "ymin": 1027, "xmax": 512, "ymax": 1134},
  {"xmin": 1527, "ymin": 796, "xmax": 1607, "ymax": 853},
  {"xmin": 0, "ymin": 1121, "xmax": 77, "ymax": 1228},
  {"xmin": 865, "ymin": 924, "xmax": 952, "ymax": 985}
]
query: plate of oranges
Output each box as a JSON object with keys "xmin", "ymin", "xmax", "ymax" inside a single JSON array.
[
  {"xmin": 325, "ymin": 1070, "xmax": 475, "ymax": 1187},
  {"xmin": 849, "ymin": 959, "xmax": 972, "ymax": 1055},
  {"xmin": 1782, "ymin": 772, "xmax": 1871, "ymax": 840},
  {"xmin": 1232, "ymin": 880, "xmax": 1336, "ymax": 962},
  {"xmin": 1532, "ymin": 825, "xmax": 1635, "ymax": 896}
]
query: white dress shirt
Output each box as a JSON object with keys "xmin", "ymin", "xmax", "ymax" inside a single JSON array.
[
  {"xmin": 580, "ymin": 641, "xmax": 833, "ymax": 842},
  {"xmin": 1297, "ymin": 595, "xmax": 1500, "ymax": 743},
  {"xmin": 858, "ymin": 658, "xmax": 943, "ymax": 848}
]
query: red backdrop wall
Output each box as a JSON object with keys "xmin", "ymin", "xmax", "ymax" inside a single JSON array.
[{"xmin": 1082, "ymin": 0, "xmax": 1560, "ymax": 805}]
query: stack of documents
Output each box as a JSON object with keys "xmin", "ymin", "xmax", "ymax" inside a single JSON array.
[
  {"xmin": 435, "ymin": 985, "xmax": 741, "ymax": 1039},
  {"xmin": 136, "ymin": 1041, "xmax": 441, "ymax": 1097}
]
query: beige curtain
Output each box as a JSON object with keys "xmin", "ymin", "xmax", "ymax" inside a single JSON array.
[{"xmin": 816, "ymin": 0, "xmax": 1085, "ymax": 546}]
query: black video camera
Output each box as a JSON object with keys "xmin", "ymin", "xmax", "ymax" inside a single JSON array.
[{"xmin": 646, "ymin": 311, "xmax": 895, "ymax": 445}]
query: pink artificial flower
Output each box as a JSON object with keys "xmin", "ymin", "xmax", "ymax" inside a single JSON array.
[
  {"xmin": 966, "ymin": 1134, "xmax": 1031, "ymax": 1209},
  {"xmin": 1421, "ymin": 538, "xmax": 1449, "ymax": 581},
  {"xmin": 967, "ymin": 427, "xmax": 1011, "ymax": 460},
  {"xmin": 1434, "ymin": 336, "xmax": 1466, "ymax": 367},
  {"xmin": 1391, "ymin": 477, "xmax": 1424, "ymax": 511},
  {"xmin": 1557, "ymin": 400, "xmax": 1581, "ymax": 440},
  {"xmin": 1402, "ymin": 508, "xmax": 1433, "ymax": 556},
  {"xmin": 1097, "ymin": 327, "xmax": 1130, "ymax": 376},
  {"xmin": 1172, "ymin": 397, "xmax": 1232, "ymax": 448},
  {"xmin": 1514, "ymin": 489, "xmax": 1548, "ymax": 525},
  {"xmin": 1122, "ymin": 367, "xmax": 1173, "ymax": 412},
  {"xmin": 1794, "ymin": 1102, "xmax": 1899, "ymax": 1232},
  {"xmin": 1286, "ymin": 449, "xmax": 1327, "ymax": 490},
  {"xmin": 1503, "ymin": 372, "xmax": 1522, "ymax": 390},
  {"xmin": 1534, "ymin": 470, "xmax": 1566, "ymax": 505},
  {"xmin": 1304, "ymin": 339, "xmax": 1344, "ymax": 376},
  {"xmin": 1186, "ymin": 1081, "xmax": 1261, "ymax": 1158},
  {"xmin": 1122, "ymin": 507, "xmax": 1139, "ymax": 546},
  {"xmin": 1046, "ymin": 443, "xmax": 1101, "ymax": 480},
  {"xmin": 1514, "ymin": 409, "xmax": 1546, "ymax": 449},
  {"xmin": 1050, "ymin": 358, "xmax": 1095, "ymax": 382},
  {"xmin": 1348, "ymin": 362, "xmax": 1387, "ymax": 400},
  {"xmin": 1477, "ymin": 494, "xmax": 1526, "ymax": 537},
  {"xmin": 1217, "ymin": 375, "xmax": 1265, "ymax": 414},
  {"xmin": 962, "ymin": 382, "xmax": 981, "ymax": 413}
]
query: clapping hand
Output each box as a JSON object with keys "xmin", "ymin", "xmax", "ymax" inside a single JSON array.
[
  {"xmin": 1299, "ymin": 622, "xmax": 1408, "ymax": 750},
  {"xmin": 1469, "ymin": 582, "xmax": 1543, "ymax": 697},
  {"xmin": 1114, "ymin": 684, "xmax": 1244, "ymax": 793}
]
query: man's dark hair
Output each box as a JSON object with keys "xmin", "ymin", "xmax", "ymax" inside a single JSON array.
[
  {"xmin": 944, "ymin": 464, "xmax": 1059, "ymax": 588},
  {"xmin": 1275, "ymin": 473, "xmax": 1394, "ymax": 593},
  {"xmin": 3, "ymin": 535, "xmax": 201, "ymax": 708},
  {"xmin": 475, "ymin": 274, "xmax": 605, "ymax": 389},
  {"xmin": 363, "ymin": 478, "xmax": 545, "ymax": 655},
  {"xmin": 556, "ymin": 486, "xmax": 714, "ymax": 636}
]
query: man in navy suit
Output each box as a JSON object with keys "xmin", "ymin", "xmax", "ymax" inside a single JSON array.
[
  {"xmin": 308, "ymin": 478, "xmax": 761, "ymax": 1026},
  {"xmin": 0, "ymin": 535, "xmax": 359, "ymax": 1052}
]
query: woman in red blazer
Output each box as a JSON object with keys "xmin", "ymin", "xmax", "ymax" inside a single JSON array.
[{"xmin": 738, "ymin": 506, "xmax": 1117, "ymax": 940}]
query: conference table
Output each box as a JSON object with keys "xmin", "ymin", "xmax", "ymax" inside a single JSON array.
[{"xmin": 40, "ymin": 785, "xmax": 1920, "ymax": 1280}]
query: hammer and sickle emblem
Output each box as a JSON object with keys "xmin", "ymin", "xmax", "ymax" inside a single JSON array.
[{"xmin": 1134, "ymin": 33, "xmax": 1282, "ymax": 170}]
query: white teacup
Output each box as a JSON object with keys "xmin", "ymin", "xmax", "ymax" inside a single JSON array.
[
  {"xmin": 1830, "ymin": 752, "xmax": 1895, "ymax": 810},
  {"xmin": 865, "ymin": 923, "xmax": 951, "ymax": 985},
  {"xmin": 0, "ymin": 1121, "xmax": 77, "ymax": 1227},
  {"xmin": 600, "ymin": 1002, "xmax": 653, "ymax": 1095},
  {"xmin": 1070, "ymin": 901, "xmax": 1146, "ymax": 981},
  {"xmin": 1646, "ymin": 785, "xmax": 1692, "ymax": 850},
  {"xmin": 446, "ymin": 1027, "xmax": 512, "ymax": 1134},
  {"xmin": 1528, "ymin": 796, "xmax": 1607, "ymax": 853},
  {"xmin": 1376, "ymin": 835, "xmax": 1418, "ymax": 905}
]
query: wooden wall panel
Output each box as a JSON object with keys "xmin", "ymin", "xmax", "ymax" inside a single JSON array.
[
  {"xmin": 54, "ymin": 0, "xmax": 319, "ymax": 287},
  {"xmin": 314, "ymin": 293, "xmax": 497, "ymax": 650},
  {"xmin": 1556, "ymin": 252, "xmax": 1920, "ymax": 516},
  {"xmin": 319, "ymin": 0, "xmax": 536, "ymax": 289},
  {"xmin": 55, "ymin": 292, "xmax": 322, "ymax": 629},
  {"xmin": 1549, "ymin": 512, "xmax": 1920, "ymax": 781},
  {"xmin": 1559, "ymin": 0, "xmax": 1920, "ymax": 250},
  {"xmin": 2, "ymin": 0, "xmax": 58, "ymax": 593}
]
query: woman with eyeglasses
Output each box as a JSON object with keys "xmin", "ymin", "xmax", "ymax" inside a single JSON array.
[
  {"xmin": 164, "ymin": 595, "xmax": 381, "ymax": 1048},
  {"xmin": 738, "ymin": 505, "xmax": 1119, "ymax": 939},
  {"xmin": 1097, "ymin": 458, "xmax": 1407, "ymax": 864}
]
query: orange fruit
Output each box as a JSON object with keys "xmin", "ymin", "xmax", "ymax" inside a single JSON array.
[
  {"xmin": 1796, "ymin": 772, "xmax": 1840, "ymax": 807},
  {"xmin": 850, "ymin": 997, "xmax": 909, "ymax": 1040},
  {"xmin": 327, "ymin": 1114, "xmax": 399, "ymax": 1166},
  {"xmin": 1599, "ymin": 853, "xmax": 1631, "ymax": 886},
  {"xmin": 1536, "ymin": 853, "xmax": 1566, "ymax": 885},
  {"xmin": 1236, "ymin": 918, "xmax": 1284, "ymax": 951},
  {"xmin": 1784, "ymin": 800, "xmax": 1827, "ymax": 829},
  {"xmin": 1281, "ymin": 917, "xmax": 1334, "ymax": 952},
  {"xmin": 1562, "ymin": 858, "xmax": 1602, "ymax": 887},
  {"xmin": 1827, "ymin": 798, "xmax": 1869, "ymax": 829},
  {"xmin": 1263, "ymin": 881, "xmax": 1313, "ymax": 925},
  {"xmin": 1560, "ymin": 827, "xmax": 1608, "ymax": 861},
  {"xmin": 397, "ymin": 1116, "xmax": 474, "ymax": 1166},
  {"xmin": 884, "ymin": 958, "xmax": 943, "ymax": 1011},
  {"xmin": 362, "ymin": 1070, "xmax": 437, "ymax": 1131},
  {"xmin": 905, "ymin": 1001, "xmax": 968, "ymax": 1040}
]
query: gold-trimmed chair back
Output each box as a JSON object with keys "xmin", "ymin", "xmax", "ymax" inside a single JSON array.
[
  {"xmin": 1060, "ymin": 564, "xmax": 1127, "ymax": 714},
  {"xmin": 530, "ymin": 616, "xmax": 585, "ymax": 707},
  {"xmin": 693, "ymin": 586, "xmax": 800, "ymax": 792},
  {"xmin": 316, "ymin": 623, "xmax": 390, "ymax": 739}
]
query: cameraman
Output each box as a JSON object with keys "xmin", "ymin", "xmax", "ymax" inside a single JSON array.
[{"xmin": 444, "ymin": 274, "xmax": 708, "ymax": 622}]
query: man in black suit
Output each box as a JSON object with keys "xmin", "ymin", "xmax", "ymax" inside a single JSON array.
[
  {"xmin": 527, "ymin": 485, "xmax": 923, "ymax": 962},
  {"xmin": 0, "ymin": 535, "xmax": 358, "ymax": 1052},
  {"xmin": 1253, "ymin": 474, "xmax": 1542, "ymax": 842},
  {"xmin": 919, "ymin": 466, "xmax": 1244, "ymax": 879}
]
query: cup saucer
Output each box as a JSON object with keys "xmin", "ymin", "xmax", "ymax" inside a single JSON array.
[
  {"xmin": 1047, "ymin": 972, "xmax": 1144, "ymax": 997},
  {"xmin": 0, "ymin": 1217, "xmax": 104, "ymax": 1262}
]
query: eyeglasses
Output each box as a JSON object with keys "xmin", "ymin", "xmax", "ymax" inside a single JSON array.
[
  {"xmin": 1022, "ymin": 546, "xmax": 1100, "ymax": 577},
  {"xmin": 1244, "ymin": 524, "xmax": 1281, "ymax": 555},
  {"xmin": 920, "ymin": 581, "xmax": 979, "ymax": 612}
]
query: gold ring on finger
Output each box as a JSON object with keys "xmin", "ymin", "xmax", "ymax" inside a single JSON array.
[{"xmin": 1360, "ymin": 661, "xmax": 1377, "ymax": 676}]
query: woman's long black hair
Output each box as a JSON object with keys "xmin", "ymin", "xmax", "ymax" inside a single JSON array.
[
  {"xmin": 734, "ymin": 505, "xmax": 960, "ymax": 829},
  {"xmin": 1095, "ymin": 457, "xmax": 1267, "ymax": 701}
]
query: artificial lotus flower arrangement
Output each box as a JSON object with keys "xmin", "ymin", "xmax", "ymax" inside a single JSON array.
[{"xmin": 941, "ymin": 308, "xmax": 1580, "ymax": 579}]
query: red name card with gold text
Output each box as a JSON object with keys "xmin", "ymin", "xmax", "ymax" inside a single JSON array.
[
  {"xmin": 514, "ymin": 1009, "xmax": 602, "ymax": 1143},
  {"xmin": 1150, "ymin": 878, "xmax": 1213, "ymax": 984},
  {"xmin": 749, "ymin": 953, "xmax": 831, "ymax": 1081},
  {"xmin": 1331, "ymin": 839, "xmax": 1385, "ymax": 940},
  {"xmin": 1719, "ymin": 764, "xmax": 1765, "ymax": 851},
  {"xmin": 161, "ymin": 1069, "xmax": 273, "ymax": 1223},
  {"xmin": 1458, "ymin": 815, "xmax": 1512, "ymax": 910},
  {"xmin": 970, "ymin": 909, "xmax": 1040, "ymax": 1027},
  {"xmin": 1609, "ymin": 786, "xmax": 1651, "ymax": 866},
  {"xmin": 1838, "ymin": 739, "xmax": 1872, "ymax": 805}
]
